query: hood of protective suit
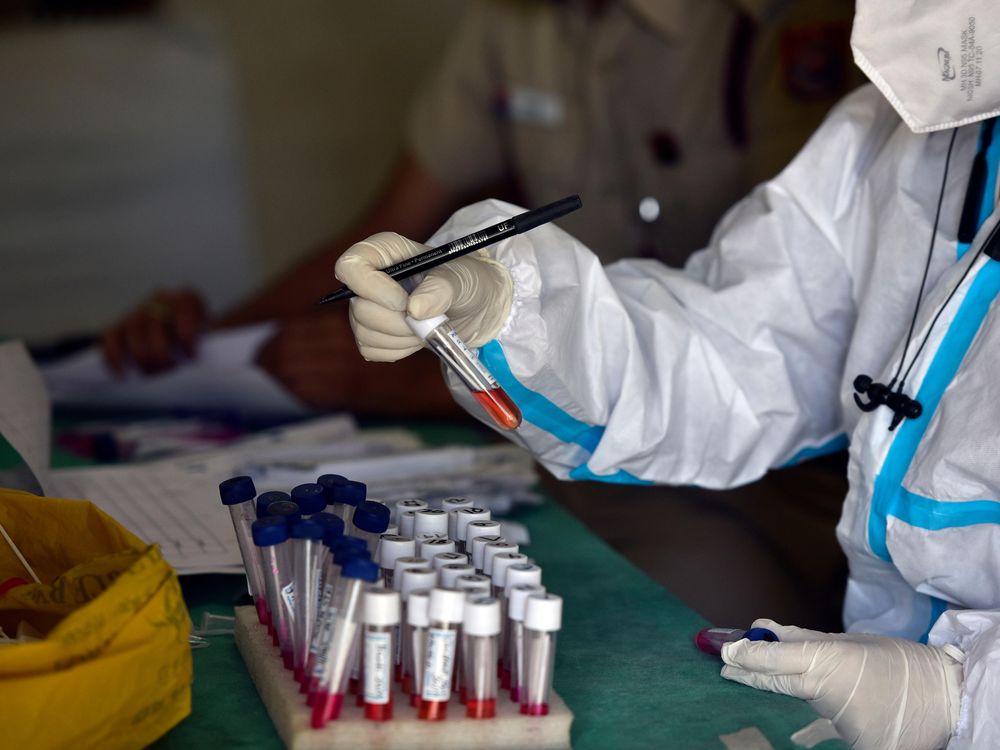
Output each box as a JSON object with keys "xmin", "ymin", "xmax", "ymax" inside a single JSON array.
[{"xmin": 852, "ymin": 1, "xmax": 1000, "ymax": 133}]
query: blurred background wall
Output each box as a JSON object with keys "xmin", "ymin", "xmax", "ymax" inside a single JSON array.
[
  {"xmin": 164, "ymin": 0, "xmax": 465, "ymax": 279},
  {"xmin": 0, "ymin": 1, "xmax": 465, "ymax": 339}
]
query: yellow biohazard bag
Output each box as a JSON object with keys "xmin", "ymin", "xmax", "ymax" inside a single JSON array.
[{"xmin": 0, "ymin": 488, "xmax": 191, "ymax": 749}]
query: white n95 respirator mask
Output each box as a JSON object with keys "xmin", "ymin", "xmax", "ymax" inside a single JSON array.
[{"xmin": 852, "ymin": 1, "xmax": 1000, "ymax": 133}]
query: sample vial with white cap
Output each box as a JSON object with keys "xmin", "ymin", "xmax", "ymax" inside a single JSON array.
[
  {"xmin": 394, "ymin": 498, "xmax": 428, "ymax": 518},
  {"xmin": 504, "ymin": 563, "xmax": 543, "ymax": 596},
  {"xmin": 399, "ymin": 567, "xmax": 437, "ymax": 692},
  {"xmin": 507, "ymin": 583, "xmax": 546, "ymax": 699},
  {"xmin": 491, "ymin": 552, "xmax": 529, "ymax": 597},
  {"xmin": 439, "ymin": 562, "xmax": 476, "ymax": 588},
  {"xmin": 398, "ymin": 510, "xmax": 418, "ymax": 538},
  {"xmin": 406, "ymin": 314, "xmax": 522, "ymax": 431},
  {"xmin": 419, "ymin": 536, "xmax": 457, "ymax": 559},
  {"xmin": 455, "ymin": 574, "xmax": 492, "ymax": 597},
  {"xmin": 521, "ymin": 593, "xmax": 562, "ymax": 716},
  {"xmin": 482, "ymin": 541, "xmax": 519, "ymax": 578},
  {"xmin": 392, "ymin": 557, "xmax": 429, "ymax": 592},
  {"xmin": 377, "ymin": 535, "xmax": 416, "ymax": 588},
  {"xmin": 471, "ymin": 534, "xmax": 505, "ymax": 572},
  {"xmin": 441, "ymin": 497, "xmax": 474, "ymax": 514},
  {"xmin": 432, "ymin": 551, "xmax": 468, "ymax": 572},
  {"xmin": 413, "ymin": 508, "xmax": 449, "ymax": 538},
  {"xmin": 452, "ymin": 507, "xmax": 491, "ymax": 551},
  {"xmin": 462, "ymin": 596, "xmax": 501, "ymax": 718},
  {"xmin": 420, "ymin": 587, "xmax": 466, "ymax": 720},
  {"xmin": 406, "ymin": 589, "xmax": 431, "ymax": 708},
  {"xmin": 363, "ymin": 587, "xmax": 400, "ymax": 722}
]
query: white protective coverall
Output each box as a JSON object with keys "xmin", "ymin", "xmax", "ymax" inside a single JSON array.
[{"xmin": 421, "ymin": 85, "xmax": 1000, "ymax": 747}]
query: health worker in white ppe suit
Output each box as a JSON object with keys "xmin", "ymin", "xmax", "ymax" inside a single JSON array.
[{"xmin": 336, "ymin": 4, "xmax": 1000, "ymax": 749}]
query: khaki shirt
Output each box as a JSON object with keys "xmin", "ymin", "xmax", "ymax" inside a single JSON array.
[{"xmin": 409, "ymin": 0, "xmax": 860, "ymax": 266}]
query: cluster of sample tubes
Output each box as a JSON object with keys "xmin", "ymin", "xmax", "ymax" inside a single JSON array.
[{"xmin": 219, "ymin": 474, "xmax": 562, "ymax": 727}]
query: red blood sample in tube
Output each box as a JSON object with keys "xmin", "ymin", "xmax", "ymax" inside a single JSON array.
[
  {"xmin": 419, "ymin": 698, "xmax": 448, "ymax": 721},
  {"xmin": 467, "ymin": 697, "xmax": 496, "ymax": 719},
  {"xmin": 364, "ymin": 699, "xmax": 393, "ymax": 721},
  {"xmin": 520, "ymin": 702, "xmax": 549, "ymax": 716},
  {"xmin": 472, "ymin": 387, "xmax": 522, "ymax": 431},
  {"xmin": 310, "ymin": 692, "xmax": 344, "ymax": 728},
  {"xmin": 255, "ymin": 598, "xmax": 270, "ymax": 627},
  {"xmin": 410, "ymin": 693, "xmax": 422, "ymax": 709}
]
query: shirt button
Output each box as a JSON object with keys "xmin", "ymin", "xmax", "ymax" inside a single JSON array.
[{"xmin": 638, "ymin": 196, "xmax": 660, "ymax": 223}]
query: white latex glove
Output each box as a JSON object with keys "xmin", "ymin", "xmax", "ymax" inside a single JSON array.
[
  {"xmin": 721, "ymin": 619, "xmax": 964, "ymax": 750},
  {"xmin": 335, "ymin": 232, "xmax": 514, "ymax": 362}
]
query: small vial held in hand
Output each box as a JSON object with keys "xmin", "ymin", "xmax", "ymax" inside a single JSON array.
[{"xmin": 406, "ymin": 315, "xmax": 522, "ymax": 431}]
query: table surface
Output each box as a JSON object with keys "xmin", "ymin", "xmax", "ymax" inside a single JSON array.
[{"xmin": 4, "ymin": 419, "xmax": 848, "ymax": 749}]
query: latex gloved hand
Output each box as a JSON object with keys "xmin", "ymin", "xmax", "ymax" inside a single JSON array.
[
  {"xmin": 335, "ymin": 232, "xmax": 513, "ymax": 362},
  {"xmin": 721, "ymin": 619, "xmax": 963, "ymax": 750}
]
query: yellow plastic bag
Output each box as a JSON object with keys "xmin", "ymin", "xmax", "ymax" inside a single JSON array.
[{"xmin": 0, "ymin": 488, "xmax": 191, "ymax": 749}]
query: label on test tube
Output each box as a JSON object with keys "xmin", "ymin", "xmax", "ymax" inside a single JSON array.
[
  {"xmin": 364, "ymin": 631, "xmax": 392, "ymax": 705},
  {"xmin": 445, "ymin": 329, "xmax": 498, "ymax": 387},
  {"xmin": 422, "ymin": 628, "xmax": 457, "ymax": 701},
  {"xmin": 281, "ymin": 581, "xmax": 296, "ymax": 623}
]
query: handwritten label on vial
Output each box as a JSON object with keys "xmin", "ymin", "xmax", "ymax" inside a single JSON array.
[
  {"xmin": 446, "ymin": 329, "xmax": 498, "ymax": 386},
  {"xmin": 311, "ymin": 605, "xmax": 340, "ymax": 677},
  {"xmin": 364, "ymin": 631, "xmax": 392, "ymax": 704},
  {"xmin": 422, "ymin": 627, "xmax": 457, "ymax": 701},
  {"xmin": 281, "ymin": 581, "xmax": 295, "ymax": 623}
]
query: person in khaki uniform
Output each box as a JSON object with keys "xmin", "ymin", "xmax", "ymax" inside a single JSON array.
[
  {"xmin": 100, "ymin": 0, "xmax": 857, "ymax": 629},
  {"xmin": 410, "ymin": 0, "xmax": 858, "ymax": 265}
]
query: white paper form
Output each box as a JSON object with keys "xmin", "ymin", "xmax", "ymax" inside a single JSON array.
[
  {"xmin": 0, "ymin": 341, "xmax": 52, "ymax": 494},
  {"xmin": 47, "ymin": 456, "xmax": 243, "ymax": 574},
  {"xmin": 41, "ymin": 323, "xmax": 308, "ymax": 418}
]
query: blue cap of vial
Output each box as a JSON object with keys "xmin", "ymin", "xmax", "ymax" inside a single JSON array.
[
  {"xmin": 312, "ymin": 512, "xmax": 345, "ymax": 538},
  {"xmin": 252, "ymin": 517, "xmax": 289, "ymax": 547},
  {"xmin": 290, "ymin": 483, "xmax": 326, "ymax": 515},
  {"xmin": 341, "ymin": 556, "xmax": 380, "ymax": 582},
  {"xmin": 256, "ymin": 490, "xmax": 290, "ymax": 518},
  {"xmin": 219, "ymin": 476, "xmax": 256, "ymax": 506},
  {"xmin": 352, "ymin": 500, "xmax": 390, "ymax": 534},
  {"xmin": 328, "ymin": 480, "xmax": 366, "ymax": 507},
  {"xmin": 317, "ymin": 474, "xmax": 348, "ymax": 503},
  {"xmin": 263, "ymin": 500, "xmax": 301, "ymax": 524},
  {"xmin": 290, "ymin": 518, "xmax": 324, "ymax": 541},
  {"xmin": 333, "ymin": 536, "xmax": 368, "ymax": 565}
]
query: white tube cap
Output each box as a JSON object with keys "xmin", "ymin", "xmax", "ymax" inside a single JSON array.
[
  {"xmin": 453, "ymin": 507, "xmax": 491, "ymax": 544},
  {"xmin": 441, "ymin": 497, "xmax": 474, "ymax": 513},
  {"xmin": 364, "ymin": 587, "xmax": 401, "ymax": 626},
  {"xmin": 408, "ymin": 589, "xmax": 431, "ymax": 627},
  {"xmin": 399, "ymin": 511, "xmax": 418, "ymax": 538},
  {"xmin": 525, "ymin": 593, "xmax": 562, "ymax": 632},
  {"xmin": 432, "ymin": 552, "xmax": 468, "ymax": 572},
  {"xmin": 419, "ymin": 536, "xmax": 456, "ymax": 558},
  {"xmin": 504, "ymin": 563, "xmax": 542, "ymax": 595},
  {"xmin": 400, "ymin": 568, "xmax": 437, "ymax": 601},
  {"xmin": 508, "ymin": 584, "xmax": 546, "ymax": 622},
  {"xmin": 414, "ymin": 509, "xmax": 449, "ymax": 537},
  {"xmin": 392, "ymin": 557, "xmax": 429, "ymax": 591},
  {"xmin": 465, "ymin": 519, "xmax": 502, "ymax": 549},
  {"xmin": 384, "ymin": 524, "xmax": 398, "ymax": 537},
  {"xmin": 405, "ymin": 313, "xmax": 449, "ymax": 340},
  {"xmin": 463, "ymin": 596, "xmax": 501, "ymax": 636},
  {"xmin": 378, "ymin": 535, "xmax": 416, "ymax": 571},
  {"xmin": 482, "ymin": 541, "xmax": 519, "ymax": 576},
  {"xmin": 471, "ymin": 535, "xmax": 504, "ymax": 570},
  {"xmin": 395, "ymin": 498, "xmax": 429, "ymax": 514},
  {"xmin": 455, "ymin": 574, "xmax": 491, "ymax": 595},
  {"xmin": 439, "ymin": 563, "xmax": 476, "ymax": 588},
  {"xmin": 490, "ymin": 552, "xmax": 529, "ymax": 587},
  {"xmin": 428, "ymin": 587, "xmax": 465, "ymax": 624}
]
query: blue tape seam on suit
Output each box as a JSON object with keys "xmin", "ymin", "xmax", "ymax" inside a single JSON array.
[{"xmin": 478, "ymin": 341, "xmax": 649, "ymax": 484}]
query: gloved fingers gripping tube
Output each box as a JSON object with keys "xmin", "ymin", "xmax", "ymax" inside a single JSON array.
[{"xmin": 406, "ymin": 315, "xmax": 522, "ymax": 431}]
